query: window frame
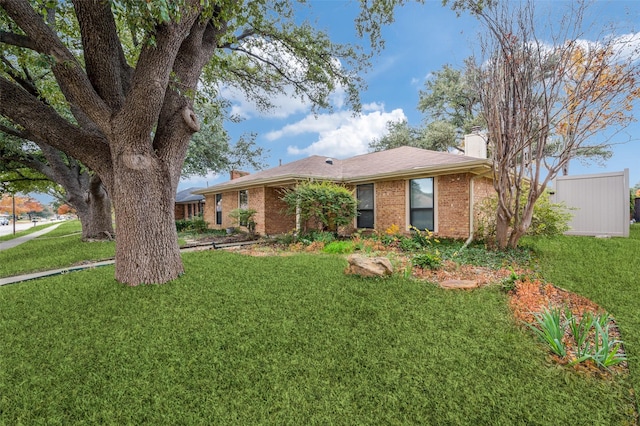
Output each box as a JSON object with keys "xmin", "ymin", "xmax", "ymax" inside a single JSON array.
[
  {"xmin": 215, "ymin": 193, "xmax": 222, "ymax": 225},
  {"xmin": 409, "ymin": 177, "xmax": 435, "ymax": 231},
  {"xmin": 356, "ymin": 183, "xmax": 375, "ymax": 229}
]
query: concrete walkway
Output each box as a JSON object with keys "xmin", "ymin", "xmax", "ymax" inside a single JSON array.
[{"xmin": 0, "ymin": 223, "xmax": 62, "ymax": 251}]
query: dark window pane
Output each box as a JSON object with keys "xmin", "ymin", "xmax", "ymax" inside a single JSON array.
[
  {"xmin": 357, "ymin": 184, "xmax": 374, "ymax": 209},
  {"xmin": 410, "ymin": 208, "xmax": 434, "ymax": 231},
  {"xmin": 357, "ymin": 210, "xmax": 374, "ymax": 229}
]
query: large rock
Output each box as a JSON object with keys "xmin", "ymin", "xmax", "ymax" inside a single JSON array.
[{"xmin": 345, "ymin": 254, "xmax": 393, "ymax": 278}]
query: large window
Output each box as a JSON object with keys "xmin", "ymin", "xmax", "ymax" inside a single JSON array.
[
  {"xmin": 356, "ymin": 184, "xmax": 374, "ymax": 228},
  {"xmin": 215, "ymin": 194, "xmax": 222, "ymax": 225},
  {"xmin": 410, "ymin": 178, "xmax": 434, "ymax": 231}
]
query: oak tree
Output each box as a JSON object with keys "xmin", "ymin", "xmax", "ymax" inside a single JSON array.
[{"xmin": 0, "ymin": 0, "xmax": 416, "ymax": 284}]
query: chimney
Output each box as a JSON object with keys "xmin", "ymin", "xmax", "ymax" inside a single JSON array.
[
  {"xmin": 463, "ymin": 132, "xmax": 487, "ymax": 159},
  {"xmin": 230, "ymin": 170, "xmax": 249, "ymax": 180}
]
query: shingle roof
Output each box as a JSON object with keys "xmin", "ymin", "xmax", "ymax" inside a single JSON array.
[
  {"xmin": 175, "ymin": 187, "xmax": 205, "ymax": 203},
  {"xmin": 196, "ymin": 146, "xmax": 491, "ymax": 194}
]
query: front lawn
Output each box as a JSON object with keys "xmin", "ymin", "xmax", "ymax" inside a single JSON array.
[
  {"xmin": 528, "ymin": 223, "xmax": 640, "ymax": 412},
  {"xmin": 0, "ymin": 249, "xmax": 636, "ymax": 424}
]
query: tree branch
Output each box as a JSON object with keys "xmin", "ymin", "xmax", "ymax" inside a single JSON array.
[{"xmin": 1, "ymin": 0, "xmax": 112, "ymax": 130}]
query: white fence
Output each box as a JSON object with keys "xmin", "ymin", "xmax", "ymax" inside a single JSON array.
[{"xmin": 552, "ymin": 169, "xmax": 629, "ymax": 237}]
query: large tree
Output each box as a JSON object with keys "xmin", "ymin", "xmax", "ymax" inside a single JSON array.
[
  {"xmin": 0, "ymin": 127, "xmax": 114, "ymax": 240},
  {"xmin": 0, "ymin": 0, "xmax": 424, "ymax": 284},
  {"xmin": 469, "ymin": 0, "xmax": 640, "ymax": 249}
]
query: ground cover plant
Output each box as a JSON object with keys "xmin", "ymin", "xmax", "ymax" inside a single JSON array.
[{"xmin": 0, "ymin": 221, "xmax": 115, "ymax": 278}]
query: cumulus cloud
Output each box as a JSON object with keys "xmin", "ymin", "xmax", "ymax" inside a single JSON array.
[{"xmin": 283, "ymin": 106, "xmax": 407, "ymax": 159}]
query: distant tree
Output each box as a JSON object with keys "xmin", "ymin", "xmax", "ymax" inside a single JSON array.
[
  {"xmin": 470, "ymin": 0, "xmax": 640, "ymax": 249},
  {"xmin": 57, "ymin": 203, "xmax": 75, "ymax": 216},
  {"xmin": 0, "ymin": 193, "xmax": 42, "ymax": 218},
  {"xmin": 418, "ymin": 63, "xmax": 484, "ymax": 144}
]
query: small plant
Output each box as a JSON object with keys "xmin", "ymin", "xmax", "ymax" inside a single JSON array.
[
  {"xmin": 590, "ymin": 320, "xmax": 627, "ymax": 369},
  {"xmin": 412, "ymin": 251, "xmax": 442, "ymax": 270},
  {"xmin": 525, "ymin": 305, "xmax": 567, "ymax": 357},
  {"xmin": 565, "ymin": 309, "xmax": 593, "ymax": 360},
  {"xmin": 323, "ymin": 241, "xmax": 355, "ymax": 254},
  {"xmin": 399, "ymin": 236, "xmax": 422, "ymax": 252},
  {"xmin": 229, "ymin": 208, "xmax": 257, "ymax": 233},
  {"xmin": 501, "ymin": 267, "xmax": 520, "ymax": 292},
  {"xmin": 409, "ymin": 225, "xmax": 438, "ymax": 248}
]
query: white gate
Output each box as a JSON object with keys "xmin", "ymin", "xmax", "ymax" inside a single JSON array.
[{"xmin": 552, "ymin": 169, "xmax": 629, "ymax": 237}]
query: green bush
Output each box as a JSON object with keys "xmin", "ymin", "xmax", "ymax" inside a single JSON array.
[
  {"xmin": 475, "ymin": 190, "xmax": 572, "ymax": 241},
  {"xmin": 412, "ymin": 251, "xmax": 442, "ymax": 270},
  {"xmin": 175, "ymin": 217, "xmax": 209, "ymax": 234},
  {"xmin": 281, "ymin": 180, "xmax": 357, "ymax": 233}
]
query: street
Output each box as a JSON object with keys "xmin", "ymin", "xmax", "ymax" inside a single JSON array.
[{"xmin": 0, "ymin": 220, "xmax": 54, "ymax": 237}]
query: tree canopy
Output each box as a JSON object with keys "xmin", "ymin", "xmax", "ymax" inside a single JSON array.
[{"xmin": 0, "ymin": 0, "xmax": 447, "ymax": 284}]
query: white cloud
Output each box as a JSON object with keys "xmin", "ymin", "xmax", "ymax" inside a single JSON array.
[{"xmin": 284, "ymin": 107, "xmax": 407, "ymax": 159}]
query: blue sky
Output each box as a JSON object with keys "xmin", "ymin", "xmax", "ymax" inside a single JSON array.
[{"xmin": 179, "ymin": 0, "xmax": 640, "ymax": 193}]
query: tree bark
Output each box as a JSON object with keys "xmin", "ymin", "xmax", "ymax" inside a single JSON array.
[
  {"xmin": 110, "ymin": 145, "xmax": 183, "ymax": 285},
  {"xmin": 81, "ymin": 175, "xmax": 113, "ymax": 240}
]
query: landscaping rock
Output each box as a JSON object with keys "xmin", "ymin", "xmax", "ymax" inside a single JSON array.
[
  {"xmin": 439, "ymin": 279, "xmax": 479, "ymax": 290},
  {"xmin": 345, "ymin": 254, "xmax": 393, "ymax": 278}
]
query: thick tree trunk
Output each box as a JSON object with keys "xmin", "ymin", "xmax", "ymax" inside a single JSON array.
[
  {"xmin": 111, "ymin": 150, "xmax": 183, "ymax": 286},
  {"xmin": 81, "ymin": 175, "xmax": 114, "ymax": 240}
]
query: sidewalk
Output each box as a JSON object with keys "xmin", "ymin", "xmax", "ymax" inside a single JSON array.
[{"xmin": 0, "ymin": 223, "xmax": 62, "ymax": 251}]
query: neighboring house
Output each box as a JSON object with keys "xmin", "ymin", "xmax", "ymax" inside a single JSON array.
[
  {"xmin": 195, "ymin": 143, "xmax": 495, "ymax": 239},
  {"xmin": 174, "ymin": 187, "xmax": 205, "ymax": 220}
]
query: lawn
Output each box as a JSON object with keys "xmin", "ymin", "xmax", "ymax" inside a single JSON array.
[
  {"xmin": 527, "ymin": 223, "xmax": 640, "ymax": 413},
  {"xmin": 0, "ymin": 221, "xmax": 115, "ymax": 278},
  {"xmin": 1, "ymin": 228, "xmax": 637, "ymax": 424}
]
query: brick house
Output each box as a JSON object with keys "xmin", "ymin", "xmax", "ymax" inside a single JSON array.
[
  {"xmin": 174, "ymin": 187, "xmax": 205, "ymax": 220},
  {"xmin": 195, "ymin": 145, "xmax": 495, "ymax": 239}
]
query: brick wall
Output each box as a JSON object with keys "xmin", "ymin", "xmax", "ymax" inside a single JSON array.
[
  {"xmin": 374, "ymin": 180, "xmax": 407, "ymax": 232},
  {"xmin": 264, "ymin": 187, "xmax": 295, "ymax": 235},
  {"xmin": 175, "ymin": 204, "xmax": 186, "ymax": 220}
]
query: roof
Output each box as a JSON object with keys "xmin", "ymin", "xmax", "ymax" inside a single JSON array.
[
  {"xmin": 175, "ymin": 187, "xmax": 205, "ymax": 203},
  {"xmin": 196, "ymin": 146, "xmax": 492, "ymax": 194}
]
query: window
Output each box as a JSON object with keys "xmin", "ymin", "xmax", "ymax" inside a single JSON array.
[
  {"xmin": 239, "ymin": 190, "xmax": 248, "ymax": 210},
  {"xmin": 215, "ymin": 194, "xmax": 222, "ymax": 225},
  {"xmin": 409, "ymin": 178, "xmax": 434, "ymax": 231},
  {"xmin": 356, "ymin": 184, "xmax": 374, "ymax": 228},
  {"xmin": 238, "ymin": 190, "xmax": 249, "ymax": 226}
]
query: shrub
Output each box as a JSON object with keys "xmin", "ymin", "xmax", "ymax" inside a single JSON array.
[
  {"xmin": 412, "ymin": 251, "xmax": 442, "ymax": 270},
  {"xmin": 475, "ymin": 190, "xmax": 572, "ymax": 241},
  {"xmin": 175, "ymin": 217, "xmax": 209, "ymax": 234},
  {"xmin": 281, "ymin": 180, "xmax": 357, "ymax": 233},
  {"xmin": 525, "ymin": 305, "xmax": 567, "ymax": 357}
]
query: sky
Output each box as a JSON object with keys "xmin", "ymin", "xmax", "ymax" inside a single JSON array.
[
  {"xmin": 177, "ymin": 0, "xmax": 640, "ymax": 193},
  {"xmin": 26, "ymin": 1, "xmax": 640, "ymax": 205}
]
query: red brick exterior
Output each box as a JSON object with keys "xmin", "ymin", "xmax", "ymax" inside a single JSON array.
[
  {"xmin": 174, "ymin": 202, "xmax": 204, "ymax": 220},
  {"xmin": 373, "ymin": 180, "xmax": 407, "ymax": 232},
  {"xmin": 201, "ymin": 173, "xmax": 495, "ymax": 238}
]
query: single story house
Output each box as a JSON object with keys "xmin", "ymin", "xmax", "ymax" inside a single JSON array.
[
  {"xmin": 195, "ymin": 143, "xmax": 495, "ymax": 239},
  {"xmin": 174, "ymin": 187, "xmax": 205, "ymax": 220}
]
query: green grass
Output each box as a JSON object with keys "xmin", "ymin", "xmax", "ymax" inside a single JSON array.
[
  {"xmin": 527, "ymin": 223, "xmax": 640, "ymax": 412},
  {"xmin": 0, "ymin": 221, "xmax": 115, "ymax": 278},
  {"xmin": 0, "ymin": 249, "xmax": 636, "ymax": 424}
]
